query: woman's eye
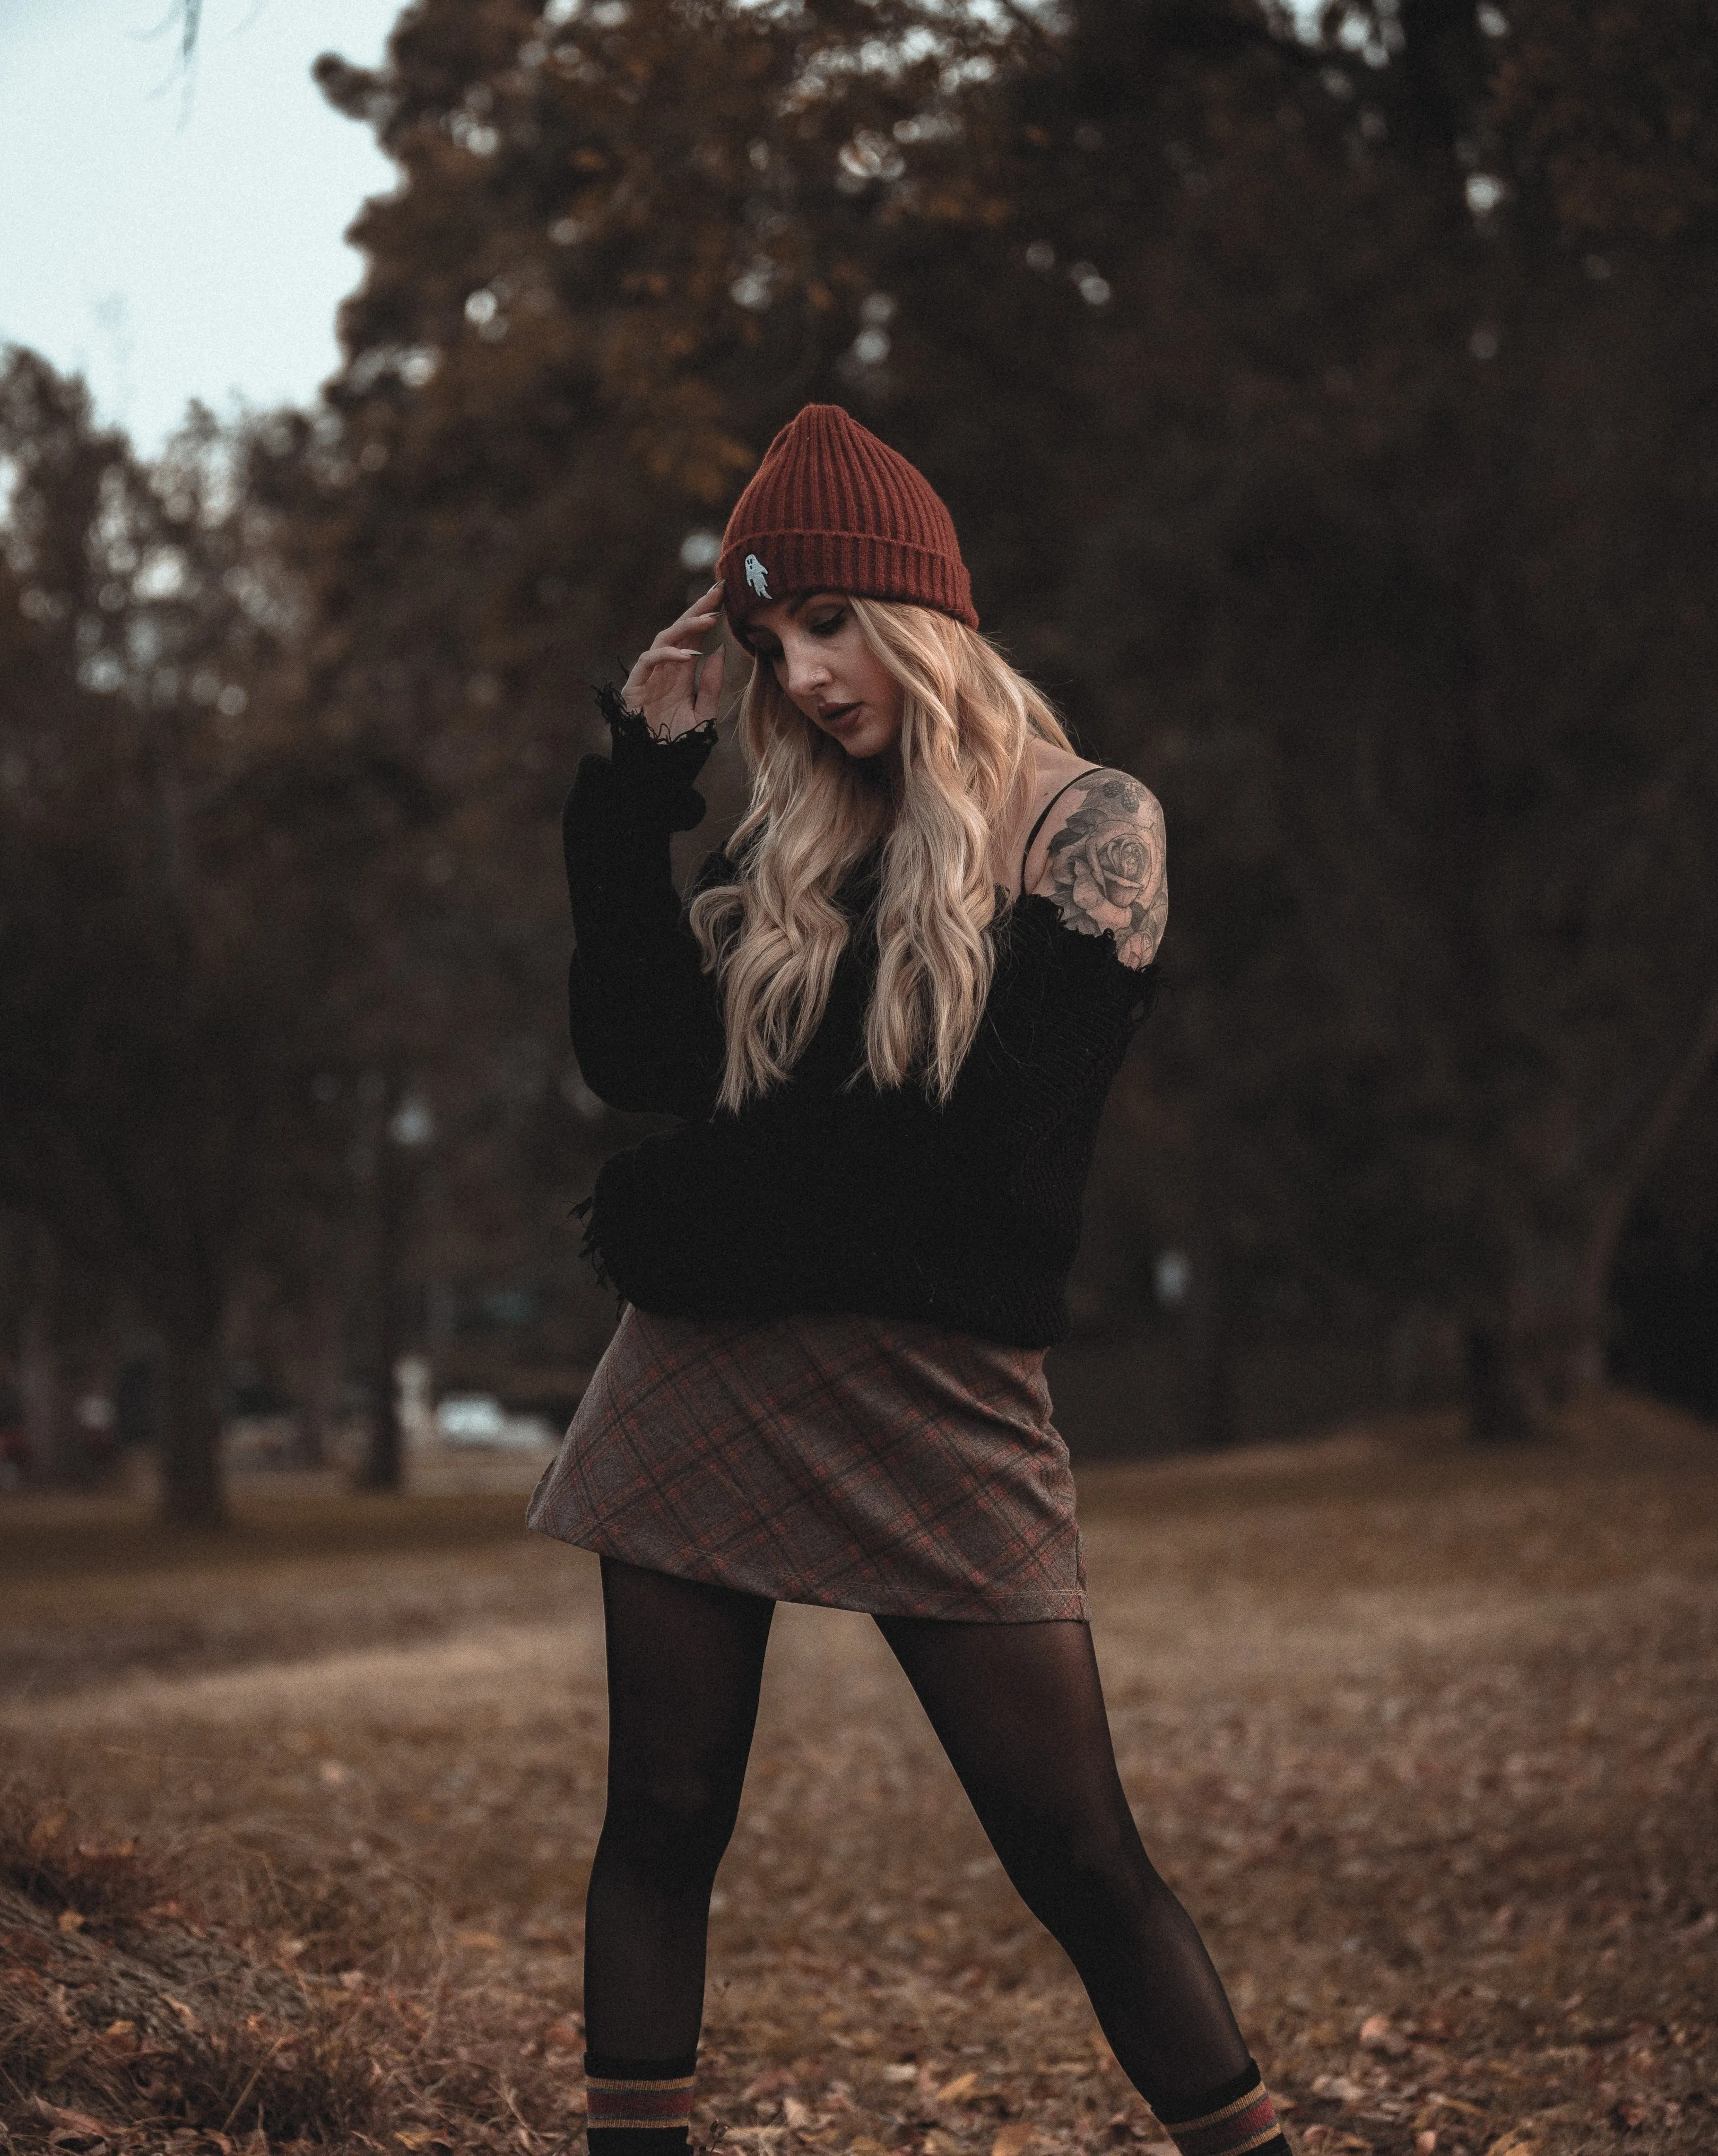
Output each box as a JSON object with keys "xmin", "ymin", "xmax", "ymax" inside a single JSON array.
[{"xmin": 809, "ymin": 610, "xmax": 846, "ymax": 637}]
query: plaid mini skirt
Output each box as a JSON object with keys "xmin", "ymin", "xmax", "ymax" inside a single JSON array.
[{"xmin": 525, "ymin": 1304, "xmax": 1088, "ymax": 1622}]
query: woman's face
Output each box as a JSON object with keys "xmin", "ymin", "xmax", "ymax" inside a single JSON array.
[{"xmin": 743, "ymin": 592, "xmax": 904, "ymax": 761}]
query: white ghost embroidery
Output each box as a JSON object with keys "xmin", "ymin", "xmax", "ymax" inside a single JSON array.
[{"xmin": 744, "ymin": 553, "xmax": 771, "ymax": 599}]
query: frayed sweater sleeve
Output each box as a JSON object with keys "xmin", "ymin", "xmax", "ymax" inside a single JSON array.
[{"xmin": 563, "ymin": 687, "xmax": 728, "ymax": 1116}]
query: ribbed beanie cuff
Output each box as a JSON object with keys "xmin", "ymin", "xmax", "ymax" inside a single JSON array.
[{"xmin": 718, "ymin": 403, "xmax": 977, "ymax": 631}]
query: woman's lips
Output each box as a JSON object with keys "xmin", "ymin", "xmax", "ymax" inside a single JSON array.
[{"xmin": 818, "ymin": 703, "xmax": 861, "ymax": 729}]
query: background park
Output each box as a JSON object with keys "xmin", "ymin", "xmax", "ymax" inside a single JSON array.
[{"xmin": 1, "ymin": 3, "xmax": 1715, "ymax": 2153}]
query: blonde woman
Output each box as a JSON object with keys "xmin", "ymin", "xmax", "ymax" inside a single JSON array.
[{"xmin": 529, "ymin": 407, "xmax": 1289, "ymax": 2156}]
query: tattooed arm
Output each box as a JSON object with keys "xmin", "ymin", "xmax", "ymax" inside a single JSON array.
[{"xmin": 1032, "ymin": 770, "xmax": 1167, "ymax": 969}]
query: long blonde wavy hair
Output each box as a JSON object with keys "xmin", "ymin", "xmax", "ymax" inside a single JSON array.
[{"xmin": 687, "ymin": 598, "xmax": 1074, "ymax": 1112}]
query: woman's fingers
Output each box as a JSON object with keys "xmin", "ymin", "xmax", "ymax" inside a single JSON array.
[
  {"xmin": 618, "ymin": 584, "xmax": 726, "ymax": 730},
  {"xmin": 621, "ymin": 647, "xmax": 697, "ymax": 701},
  {"xmin": 693, "ymin": 640, "xmax": 725, "ymax": 724},
  {"xmin": 662, "ymin": 585, "xmax": 723, "ymax": 639},
  {"xmin": 632, "ymin": 635, "xmax": 712, "ymax": 678},
  {"xmin": 683, "ymin": 579, "xmax": 722, "ymax": 620},
  {"xmin": 642, "ymin": 584, "xmax": 723, "ymax": 665}
]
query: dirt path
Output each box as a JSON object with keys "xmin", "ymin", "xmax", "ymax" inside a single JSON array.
[{"xmin": 4, "ymin": 1398, "xmax": 1714, "ymax": 2156}]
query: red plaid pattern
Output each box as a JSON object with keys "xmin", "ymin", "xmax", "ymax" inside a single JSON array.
[{"xmin": 527, "ymin": 1306, "xmax": 1088, "ymax": 1621}]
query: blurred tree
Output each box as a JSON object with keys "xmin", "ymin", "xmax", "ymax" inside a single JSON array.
[
  {"xmin": 0, "ymin": 354, "xmax": 367, "ymax": 1522},
  {"xmin": 1610, "ymin": 1070, "xmax": 1718, "ymax": 1419},
  {"xmin": 250, "ymin": 0, "xmax": 1718, "ymax": 1448},
  {"xmin": 242, "ymin": 0, "xmax": 1039, "ymax": 1434},
  {"xmin": 948, "ymin": 0, "xmax": 1718, "ymax": 1437}
]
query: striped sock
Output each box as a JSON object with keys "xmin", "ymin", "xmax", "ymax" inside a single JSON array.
[
  {"xmin": 584, "ymin": 2048, "xmax": 698, "ymax": 2156},
  {"xmin": 1155, "ymin": 2059, "xmax": 1288, "ymax": 2156}
]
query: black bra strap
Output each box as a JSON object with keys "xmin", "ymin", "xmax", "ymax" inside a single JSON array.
[{"xmin": 1019, "ymin": 772, "xmax": 1091, "ymax": 890}]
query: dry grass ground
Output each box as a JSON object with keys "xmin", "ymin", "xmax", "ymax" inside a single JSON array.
[{"xmin": 2, "ymin": 1392, "xmax": 1714, "ymax": 2156}]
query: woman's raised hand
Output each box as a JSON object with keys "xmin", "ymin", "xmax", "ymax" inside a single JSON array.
[{"xmin": 620, "ymin": 582, "xmax": 728, "ymax": 740}]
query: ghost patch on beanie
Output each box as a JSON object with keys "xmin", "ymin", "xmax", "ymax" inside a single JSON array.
[{"xmin": 717, "ymin": 403, "xmax": 977, "ymax": 630}]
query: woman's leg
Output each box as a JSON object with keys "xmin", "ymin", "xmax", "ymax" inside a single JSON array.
[
  {"xmin": 875, "ymin": 1614, "xmax": 1281, "ymax": 2146},
  {"xmin": 584, "ymin": 1558, "xmax": 775, "ymax": 2064}
]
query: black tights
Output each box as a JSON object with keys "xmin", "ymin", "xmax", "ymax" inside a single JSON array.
[{"xmin": 583, "ymin": 1560, "xmax": 1251, "ymax": 2117}]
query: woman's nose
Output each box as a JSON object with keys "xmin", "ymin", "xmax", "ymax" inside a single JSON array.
[{"xmin": 784, "ymin": 644, "xmax": 830, "ymax": 698}]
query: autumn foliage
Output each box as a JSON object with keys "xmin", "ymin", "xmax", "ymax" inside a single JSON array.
[{"xmin": 3, "ymin": 0, "xmax": 1718, "ymax": 1511}]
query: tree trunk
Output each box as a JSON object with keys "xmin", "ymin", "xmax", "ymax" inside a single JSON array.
[
  {"xmin": 357, "ymin": 1136, "xmax": 404, "ymax": 1492},
  {"xmin": 1463, "ymin": 1316, "xmax": 1548, "ymax": 1445},
  {"xmin": 21, "ymin": 1294, "xmax": 62, "ymax": 1485},
  {"xmin": 1184, "ymin": 1205, "xmax": 1240, "ymax": 1450},
  {"xmin": 1569, "ymin": 984, "xmax": 1718, "ymax": 1397},
  {"xmin": 1461, "ymin": 1210, "xmax": 1572, "ymax": 1442},
  {"xmin": 293, "ymin": 1287, "xmax": 344, "ymax": 1469},
  {"xmin": 158, "ymin": 1318, "xmax": 227, "ymax": 1527}
]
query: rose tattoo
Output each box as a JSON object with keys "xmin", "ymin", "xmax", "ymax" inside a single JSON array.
[{"xmin": 1043, "ymin": 774, "xmax": 1167, "ymax": 968}]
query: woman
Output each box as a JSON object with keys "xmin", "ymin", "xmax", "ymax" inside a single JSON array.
[{"xmin": 529, "ymin": 405, "xmax": 1289, "ymax": 2156}]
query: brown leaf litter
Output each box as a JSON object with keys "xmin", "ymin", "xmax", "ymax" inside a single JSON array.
[{"xmin": 2, "ymin": 1392, "xmax": 1714, "ymax": 2155}]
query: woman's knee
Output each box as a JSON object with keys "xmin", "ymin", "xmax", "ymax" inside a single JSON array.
[
  {"xmin": 600, "ymin": 1747, "xmax": 747, "ymax": 1883},
  {"xmin": 994, "ymin": 1794, "xmax": 1160, "ymax": 1917}
]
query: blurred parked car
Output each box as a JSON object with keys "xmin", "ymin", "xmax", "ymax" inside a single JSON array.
[
  {"xmin": 432, "ymin": 1394, "xmax": 557, "ymax": 1450},
  {"xmin": 224, "ymin": 1412, "xmax": 306, "ymax": 1470}
]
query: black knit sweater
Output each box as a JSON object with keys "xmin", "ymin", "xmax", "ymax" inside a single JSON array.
[{"xmin": 564, "ymin": 700, "xmax": 1158, "ymax": 1349}]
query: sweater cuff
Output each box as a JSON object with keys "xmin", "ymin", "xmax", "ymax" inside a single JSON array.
[{"xmin": 597, "ymin": 683, "xmax": 717, "ymax": 832}]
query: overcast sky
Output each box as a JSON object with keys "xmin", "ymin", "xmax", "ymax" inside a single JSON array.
[
  {"xmin": 1, "ymin": 1, "xmax": 1341, "ymax": 461},
  {"xmin": 0, "ymin": 0, "xmax": 405, "ymax": 456}
]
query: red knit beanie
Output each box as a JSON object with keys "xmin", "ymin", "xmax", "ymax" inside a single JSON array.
[{"xmin": 718, "ymin": 404, "xmax": 978, "ymax": 633}]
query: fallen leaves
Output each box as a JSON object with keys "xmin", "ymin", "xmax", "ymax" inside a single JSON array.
[
  {"xmin": 1357, "ymin": 2013, "xmax": 1407, "ymax": 2057},
  {"xmin": 1310, "ymin": 2074, "xmax": 1368, "ymax": 2105},
  {"xmin": 3, "ymin": 1798, "xmax": 163, "ymax": 1928},
  {"xmin": 5, "ymin": 1422, "xmax": 1716, "ymax": 2156},
  {"xmin": 32, "ymin": 2099, "xmax": 112, "ymax": 2149}
]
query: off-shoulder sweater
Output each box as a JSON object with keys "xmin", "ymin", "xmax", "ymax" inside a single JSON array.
[{"xmin": 563, "ymin": 699, "xmax": 1158, "ymax": 1349}]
